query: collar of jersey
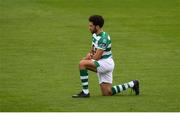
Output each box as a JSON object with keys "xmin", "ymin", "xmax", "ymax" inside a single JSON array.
[{"xmin": 96, "ymin": 31, "xmax": 104, "ymax": 36}]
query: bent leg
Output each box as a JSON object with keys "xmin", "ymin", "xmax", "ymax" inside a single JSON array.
[
  {"xmin": 78, "ymin": 59, "xmax": 97, "ymax": 95},
  {"xmin": 79, "ymin": 59, "xmax": 97, "ymax": 72},
  {"xmin": 100, "ymin": 82, "xmax": 112, "ymax": 96}
]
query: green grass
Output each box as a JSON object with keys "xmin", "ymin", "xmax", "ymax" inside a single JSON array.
[{"xmin": 0, "ymin": 0, "xmax": 180, "ymax": 111}]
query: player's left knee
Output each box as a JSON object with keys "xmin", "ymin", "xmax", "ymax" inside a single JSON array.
[
  {"xmin": 102, "ymin": 91, "xmax": 112, "ymax": 96},
  {"xmin": 101, "ymin": 88, "xmax": 112, "ymax": 96}
]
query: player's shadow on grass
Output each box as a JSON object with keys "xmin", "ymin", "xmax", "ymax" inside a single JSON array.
[{"xmin": 94, "ymin": 91, "xmax": 143, "ymax": 98}]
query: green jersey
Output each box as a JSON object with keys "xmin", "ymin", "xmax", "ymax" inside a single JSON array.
[{"xmin": 92, "ymin": 32, "xmax": 112, "ymax": 59}]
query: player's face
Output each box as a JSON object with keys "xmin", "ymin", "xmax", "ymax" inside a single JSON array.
[{"xmin": 89, "ymin": 22, "xmax": 97, "ymax": 34}]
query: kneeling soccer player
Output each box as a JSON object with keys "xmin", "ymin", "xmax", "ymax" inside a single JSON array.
[{"xmin": 72, "ymin": 15, "xmax": 140, "ymax": 98}]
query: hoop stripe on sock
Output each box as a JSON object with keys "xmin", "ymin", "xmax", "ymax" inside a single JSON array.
[
  {"xmin": 122, "ymin": 85, "xmax": 126, "ymax": 90},
  {"xmin": 81, "ymin": 79, "xmax": 88, "ymax": 82},
  {"xmin": 80, "ymin": 69, "xmax": 89, "ymax": 94},
  {"xmin": 83, "ymin": 85, "xmax": 88, "ymax": 89},
  {"xmin": 119, "ymin": 85, "xmax": 123, "ymax": 91},
  {"xmin": 116, "ymin": 86, "xmax": 120, "ymax": 92},
  {"xmin": 124, "ymin": 83, "xmax": 129, "ymax": 89},
  {"xmin": 111, "ymin": 81, "xmax": 135, "ymax": 95}
]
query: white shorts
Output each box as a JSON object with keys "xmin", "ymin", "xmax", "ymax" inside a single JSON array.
[{"xmin": 93, "ymin": 57, "xmax": 115, "ymax": 84}]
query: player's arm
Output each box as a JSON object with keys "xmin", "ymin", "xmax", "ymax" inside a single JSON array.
[
  {"xmin": 92, "ymin": 49, "xmax": 104, "ymax": 61},
  {"xmin": 89, "ymin": 46, "xmax": 94, "ymax": 56},
  {"xmin": 92, "ymin": 37, "xmax": 107, "ymax": 60},
  {"xmin": 84, "ymin": 46, "xmax": 94, "ymax": 60}
]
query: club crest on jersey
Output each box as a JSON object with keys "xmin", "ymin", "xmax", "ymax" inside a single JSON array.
[{"xmin": 100, "ymin": 43, "xmax": 107, "ymax": 48}]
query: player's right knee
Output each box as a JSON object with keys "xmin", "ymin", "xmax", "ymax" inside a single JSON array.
[{"xmin": 79, "ymin": 60, "xmax": 87, "ymax": 68}]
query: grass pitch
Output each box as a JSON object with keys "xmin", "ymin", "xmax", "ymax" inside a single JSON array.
[{"xmin": 0, "ymin": 0, "xmax": 180, "ymax": 111}]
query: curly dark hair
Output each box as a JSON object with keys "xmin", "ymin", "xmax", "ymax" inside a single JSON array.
[{"xmin": 89, "ymin": 15, "xmax": 104, "ymax": 28}]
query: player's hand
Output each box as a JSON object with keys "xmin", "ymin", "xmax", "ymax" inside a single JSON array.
[{"xmin": 84, "ymin": 53, "xmax": 92, "ymax": 60}]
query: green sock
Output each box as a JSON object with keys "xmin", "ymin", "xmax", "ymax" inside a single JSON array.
[
  {"xmin": 80, "ymin": 69, "xmax": 89, "ymax": 94},
  {"xmin": 111, "ymin": 81, "xmax": 134, "ymax": 95}
]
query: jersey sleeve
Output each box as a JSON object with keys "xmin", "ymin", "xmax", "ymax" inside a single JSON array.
[{"xmin": 97, "ymin": 37, "xmax": 108, "ymax": 50}]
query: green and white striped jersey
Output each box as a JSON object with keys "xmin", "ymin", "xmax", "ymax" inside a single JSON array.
[{"xmin": 92, "ymin": 32, "xmax": 112, "ymax": 59}]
